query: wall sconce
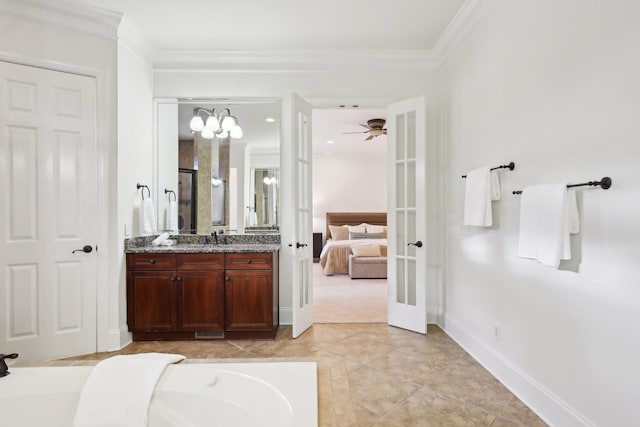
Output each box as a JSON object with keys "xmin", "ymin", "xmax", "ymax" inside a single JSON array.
[
  {"xmin": 190, "ymin": 107, "xmax": 243, "ymax": 139},
  {"xmin": 263, "ymin": 176, "xmax": 277, "ymax": 185},
  {"xmin": 211, "ymin": 177, "xmax": 224, "ymax": 186}
]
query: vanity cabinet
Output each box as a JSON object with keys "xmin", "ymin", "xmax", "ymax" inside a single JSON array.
[{"xmin": 126, "ymin": 251, "xmax": 278, "ymax": 340}]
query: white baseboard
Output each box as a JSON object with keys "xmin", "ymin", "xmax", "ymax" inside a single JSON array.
[
  {"xmin": 279, "ymin": 307, "xmax": 292, "ymax": 325},
  {"xmin": 106, "ymin": 325, "xmax": 131, "ymax": 352},
  {"xmin": 440, "ymin": 316, "xmax": 594, "ymax": 427}
]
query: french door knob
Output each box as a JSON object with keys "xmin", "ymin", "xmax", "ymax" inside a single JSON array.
[
  {"xmin": 72, "ymin": 245, "xmax": 93, "ymax": 254},
  {"xmin": 407, "ymin": 241, "xmax": 423, "ymax": 248}
]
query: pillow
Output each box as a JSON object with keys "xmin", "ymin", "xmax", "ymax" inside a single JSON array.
[
  {"xmin": 351, "ymin": 245, "xmax": 381, "ymax": 257},
  {"xmin": 329, "ymin": 225, "xmax": 348, "ymax": 240},
  {"xmin": 363, "ymin": 232, "xmax": 385, "ymax": 239},
  {"xmin": 366, "ymin": 225, "xmax": 385, "ymax": 234},
  {"xmin": 349, "ymin": 230, "xmax": 370, "ymax": 239},
  {"xmin": 348, "ymin": 225, "xmax": 366, "ymax": 233}
]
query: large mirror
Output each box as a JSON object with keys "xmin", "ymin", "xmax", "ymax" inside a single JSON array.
[{"xmin": 155, "ymin": 98, "xmax": 281, "ymax": 235}]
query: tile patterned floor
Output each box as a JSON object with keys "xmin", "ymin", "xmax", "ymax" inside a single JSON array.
[{"xmin": 20, "ymin": 323, "xmax": 548, "ymax": 426}]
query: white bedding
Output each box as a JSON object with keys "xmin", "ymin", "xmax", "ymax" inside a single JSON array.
[{"xmin": 319, "ymin": 238, "xmax": 387, "ymax": 275}]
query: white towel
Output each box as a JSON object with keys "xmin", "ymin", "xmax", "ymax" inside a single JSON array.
[
  {"xmin": 139, "ymin": 198, "xmax": 157, "ymax": 236},
  {"xmin": 463, "ymin": 167, "xmax": 492, "ymax": 227},
  {"xmin": 567, "ymin": 189, "xmax": 580, "ymax": 234},
  {"xmin": 152, "ymin": 232, "xmax": 170, "ymax": 246},
  {"xmin": 166, "ymin": 200, "xmax": 179, "ymax": 233},
  {"xmin": 517, "ymin": 183, "xmax": 572, "ymax": 267},
  {"xmin": 73, "ymin": 353, "xmax": 185, "ymax": 427},
  {"xmin": 490, "ymin": 171, "xmax": 502, "ymax": 201}
]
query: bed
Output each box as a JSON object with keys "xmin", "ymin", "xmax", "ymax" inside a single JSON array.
[{"xmin": 319, "ymin": 212, "xmax": 387, "ymax": 276}]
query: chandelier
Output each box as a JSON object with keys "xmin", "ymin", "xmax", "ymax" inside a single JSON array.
[{"xmin": 189, "ymin": 107, "xmax": 243, "ymax": 139}]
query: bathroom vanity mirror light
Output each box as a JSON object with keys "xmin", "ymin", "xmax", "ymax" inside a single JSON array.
[{"xmin": 154, "ymin": 98, "xmax": 281, "ymax": 235}]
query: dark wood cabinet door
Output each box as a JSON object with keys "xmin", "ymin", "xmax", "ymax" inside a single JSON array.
[
  {"xmin": 127, "ymin": 270, "xmax": 176, "ymax": 332},
  {"xmin": 225, "ymin": 270, "xmax": 273, "ymax": 331},
  {"xmin": 177, "ymin": 270, "xmax": 225, "ymax": 331}
]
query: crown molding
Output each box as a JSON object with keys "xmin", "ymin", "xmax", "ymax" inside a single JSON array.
[
  {"xmin": 154, "ymin": 49, "xmax": 438, "ymax": 73},
  {"xmin": 430, "ymin": 0, "xmax": 495, "ymax": 66},
  {"xmin": 117, "ymin": 17, "xmax": 156, "ymax": 69},
  {"xmin": 0, "ymin": 0, "xmax": 122, "ymax": 40}
]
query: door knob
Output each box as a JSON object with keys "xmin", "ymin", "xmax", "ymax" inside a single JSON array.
[
  {"xmin": 407, "ymin": 241, "xmax": 423, "ymax": 248},
  {"xmin": 72, "ymin": 245, "xmax": 93, "ymax": 254}
]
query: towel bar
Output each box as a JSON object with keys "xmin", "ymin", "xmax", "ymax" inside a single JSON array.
[
  {"xmin": 462, "ymin": 162, "xmax": 515, "ymax": 178},
  {"xmin": 136, "ymin": 183, "xmax": 151, "ymax": 199},
  {"xmin": 164, "ymin": 189, "xmax": 176, "ymax": 202},
  {"xmin": 512, "ymin": 177, "xmax": 612, "ymax": 194}
]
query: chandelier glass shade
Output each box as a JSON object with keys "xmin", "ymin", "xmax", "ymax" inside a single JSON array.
[{"xmin": 190, "ymin": 107, "xmax": 242, "ymax": 139}]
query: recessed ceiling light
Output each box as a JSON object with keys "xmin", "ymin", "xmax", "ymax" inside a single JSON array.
[
  {"xmin": 327, "ymin": 140, "xmax": 335, "ymax": 144},
  {"xmin": 265, "ymin": 117, "xmax": 275, "ymax": 123}
]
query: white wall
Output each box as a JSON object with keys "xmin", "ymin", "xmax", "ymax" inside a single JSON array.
[
  {"xmin": 435, "ymin": 1, "xmax": 640, "ymax": 425},
  {"xmin": 312, "ymin": 153, "xmax": 387, "ymax": 238},
  {"xmin": 116, "ymin": 41, "xmax": 154, "ymax": 344}
]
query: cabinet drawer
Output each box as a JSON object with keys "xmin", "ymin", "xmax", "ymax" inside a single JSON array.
[
  {"xmin": 127, "ymin": 253, "xmax": 176, "ymax": 269},
  {"xmin": 176, "ymin": 253, "xmax": 224, "ymax": 270},
  {"xmin": 225, "ymin": 252, "xmax": 273, "ymax": 270}
]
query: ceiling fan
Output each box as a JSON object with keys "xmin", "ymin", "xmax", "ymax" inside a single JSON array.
[{"xmin": 343, "ymin": 118, "xmax": 387, "ymax": 141}]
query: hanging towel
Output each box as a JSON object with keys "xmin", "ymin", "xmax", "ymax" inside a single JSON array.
[
  {"xmin": 517, "ymin": 183, "xmax": 571, "ymax": 267},
  {"xmin": 567, "ymin": 189, "xmax": 580, "ymax": 234},
  {"xmin": 463, "ymin": 167, "xmax": 492, "ymax": 227},
  {"xmin": 166, "ymin": 199, "xmax": 179, "ymax": 233},
  {"xmin": 73, "ymin": 353, "xmax": 185, "ymax": 427},
  {"xmin": 139, "ymin": 198, "xmax": 157, "ymax": 236},
  {"xmin": 490, "ymin": 170, "xmax": 502, "ymax": 201}
]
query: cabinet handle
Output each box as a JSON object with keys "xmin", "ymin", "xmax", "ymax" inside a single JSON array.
[
  {"xmin": 176, "ymin": 276, "xmax": 182, "ymax": 281},
  {"xmin": 170, "ymin": 276, "xmax": 175, "ymax": 281},
  {"xmin": 246, "ymin": 259, "xmax": 252, "ymax": 264},
  {"xmin": 149, "ymin": 259, "xmax": 156, "ymax": 264},
  {"xmin": 225, "ymin": 277, "xmax": 230, "ymax": 281}
]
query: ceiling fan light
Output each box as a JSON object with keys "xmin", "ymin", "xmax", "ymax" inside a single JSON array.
[
  {"xmin": 221, "ymin": 115, "xmax": 237, "ymax": 131},
  {"xmin": 230, "ymin": 125, "xmax": 243, "ymax": 139},
  {"xmin": 205, "ymin": 115, "xmax": 220, "ymax": 132},
  {"xmin": 189, "ymin": 115, "xmax": 204, "ymax": 132}
]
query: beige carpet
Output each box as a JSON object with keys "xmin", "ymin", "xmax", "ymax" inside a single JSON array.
[{"xmin": 313, "ymin": 262, "xmax": 387, "ymax": 323}]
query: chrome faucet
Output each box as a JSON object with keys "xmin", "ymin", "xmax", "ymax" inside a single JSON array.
[{"xmin": 0, "ymin": 353, "xmax": 18, "ymax": 377}]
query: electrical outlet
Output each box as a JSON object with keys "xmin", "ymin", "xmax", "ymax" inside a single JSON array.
[
  {"xmin": 494, "ymin": 323, "xmax": 500, "ymax": 340},
  {"xmin": 124, "ymin": 223, "xmax": 131, "ymax": 237}
]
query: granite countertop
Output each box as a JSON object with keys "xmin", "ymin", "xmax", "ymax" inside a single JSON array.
[{"xmin": 126, "ymin": 243, "xmax": 281, "ymax": 254}]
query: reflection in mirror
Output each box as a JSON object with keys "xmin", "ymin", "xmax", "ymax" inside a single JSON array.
[
  {"xmin": 155, "ymin": 98, "xmax": 280, "ymax": 235},
  {"xmin": 249, "ymin": 168, "xmax": 279, "ymax": 229}
]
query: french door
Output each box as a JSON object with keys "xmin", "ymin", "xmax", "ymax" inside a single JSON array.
[
  {"xmin": 0, "ymin": 61, "xmax": 98, "ymax": 360},
  {"xmin": 291, "ymin": 94, "xmax": 313, "ymax": 338},
  {"xmin": 387, "ymin": 96, "xmax": 427, "ymax": 334}
]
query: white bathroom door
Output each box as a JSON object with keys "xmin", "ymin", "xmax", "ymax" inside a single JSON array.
[
  {"xmin": 387, "ymin": 96, "xmax": 427, "ymax": 334},
  {"xmin": 0, "ymin": 61, "xmax": 98, "ymax": 360},
  {"xmin": 291, "ymin": 94, "xmax": 313, "ymax": 338}
]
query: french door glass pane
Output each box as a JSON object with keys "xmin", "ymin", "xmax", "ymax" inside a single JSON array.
[
  {"xmin": 396, "ymin": 114, "xmax": 405, "ymax": 158},
  {"xmin": 407, "ymin": 112, "xmax": 416, "ymax": 159},
  {"xmin": 396, "ymin": 162, "xmax": 405, "ymax": 208},
  {"xmin": 407, "ymin": 210, "xmax": 416, "ymax": 257},
  {"xmin": 407, "ymin": 160, "xmax": 416, "ymax": 208},
  {"xmin": 396, "ymin": 210, "xmax": 405, "ymax": 255},
  {"xmin": 396, "ymin": 258, "xmax": 406, "ymax": 304},
  {"xmin": 407, "ymin": 258, "xmax": 417, "ymax": 306}
]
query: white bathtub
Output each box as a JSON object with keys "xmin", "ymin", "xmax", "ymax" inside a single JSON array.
[{"xmin": 0, "ymin": 362, "xmax": 317, "ymax": 426}]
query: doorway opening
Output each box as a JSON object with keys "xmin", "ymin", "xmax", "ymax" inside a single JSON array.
[{"xmin": 310, "ymin": 106, "xmax": 388, "ymax": 324}]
